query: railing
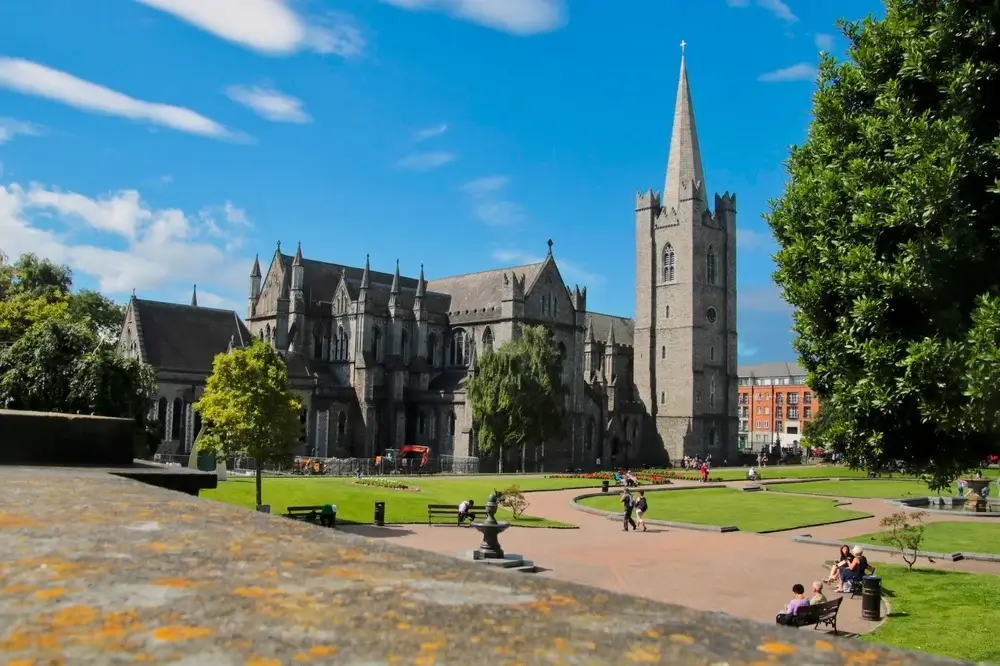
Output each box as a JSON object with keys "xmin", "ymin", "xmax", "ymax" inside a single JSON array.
[{"xmin": 149, "ymin": 453, "xmax": 479, "ymax": 476}]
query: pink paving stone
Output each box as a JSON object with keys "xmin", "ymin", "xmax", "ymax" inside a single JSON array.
[{"xmin": 342, "ymin": 480, "xmax": 1000, "ymax": 638}]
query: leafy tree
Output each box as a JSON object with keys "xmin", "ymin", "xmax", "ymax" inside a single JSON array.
[
  {"xmin": 0, "ymin": 317, "xmax": 157, "ymax": 453},
  {"xmin": 466, "ymin": 325, "xmax": 566, "ymax": 472},
  {"xmin": 67, "ymin": 289, "xmax": 126, "ymax": 341},
  {"xmin": 194, "ymin": 340, "xmax": 302, "ymax": 507},
  {"xmin": 499, "ymin": 484, "xmax": 530, "ymax": 519},
  {"xmin": 766, "ymin": 1, "xmax": 1000, "ymax": 482}
]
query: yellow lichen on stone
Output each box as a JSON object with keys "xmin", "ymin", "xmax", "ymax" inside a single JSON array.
[
  {"xmin": 759, "ymin": 641, "xmax": 797, "ymax": 655},
  {"xmin": 669, "ymin": 634, "xmax": 695, "ymax": 645},
  {"xmin": 33, "ymin": 587, "xmax": 66, "ymax": 600},
  {"xmin": 51, "ymin": 605, "xmax": 99, "ymax": 628},
  {"xmin": 232, "ymin": 586, "xmax": 283, "ymax": 598},
  {"xmin": 151, "ymin": 626, "xmax": 215, "ymax": 642},
  {"xmin": 151, "ymin": 578, "xmax": 193, "ymax": 588},
  {"xmin": 0, "ymin": 513, "xmax": 37, "ymax": 528},
  {"xmin": 3, "ymin": 584, "xmax": 36, "ymax": 595},
  {"xmin": 245, "ymin": 657, "xmax": 282, "ymax": 666},
  {"xmin": 624, "ymin": 644, "xmax": 661, "ymax": 662},
  {"xmin": 396, "ymin": 622, "xmax": 411, "ymax": 630},
  {"xmin": 815, "ymin": 640, "xmax": 834, "ymax": 650},
  {"xmin": 6, "ymin": 658, "xmax": 37, "ymax": 666}
]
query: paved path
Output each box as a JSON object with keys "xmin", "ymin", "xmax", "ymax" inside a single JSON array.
[{"xmin": 343, "ymin": 478, "xmax": 1000, "ymax": 638}]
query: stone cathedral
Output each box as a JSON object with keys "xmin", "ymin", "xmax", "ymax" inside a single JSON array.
[{"xmin": 118, "ymin": 55, "xmax": 738, "ymax": 469}]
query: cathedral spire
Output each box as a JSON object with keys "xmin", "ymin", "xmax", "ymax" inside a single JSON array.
[
  {"xmin": 390, "ymin": 259, "xmax": 400, "ymax": 294},
  {"xmin": 250, "ymin": 254, "xmax": 261, "ymax": 278},
  {"xmin": 360, "ymin": 254, "xmax": 370, "ymax": 289},
  {"xmin": 190, "ymin": 284, "xmax": 198, "ymax": 307},
  {"xmin": 292, "ymin": 241, "xmax": 303, "ymax": 266},
  {"xmin": 607, "ymin": 321, "xmax": 616, "ymax": 347},
  {"xmin": 663, "ymin": 44, "xmax": 706, "ymax": 207},
  {"xmin": 415, "ymin": 263, "xmax": 426, "ymax": 298}
]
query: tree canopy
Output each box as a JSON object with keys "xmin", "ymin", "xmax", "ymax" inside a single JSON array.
[
  {"xmin": 466, "ymin": 325, "xmax": 566, "ymax": 470},
  {"xmin": 194, "ymin": 339, "xmax": 302, "ymax": 506},
  {"xmin": 766, "ymin": 1, "xmax": 1000, "ymax": 481}
]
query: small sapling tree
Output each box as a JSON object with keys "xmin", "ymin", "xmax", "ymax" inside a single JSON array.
[{"xmin": 879, "ymin": 511, "xmax": 927, "ymax": 570}]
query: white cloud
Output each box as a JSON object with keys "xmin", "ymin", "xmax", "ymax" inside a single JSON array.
[
  {"xmin": 758, "ymin": 63, "xmax": 816, "ymax": 83},
  {"xmin": 226, "ymin": 83, "xmax": 310, "ymax": 123},
  {"xmin": 414, "ymin": 124, "xmax": 448, "ymax": 141},
  {"xmin": 815, "ymin": 33, "xmax": 834, "ymax": 51},
  {"xmin": 728, "ymin": 0, "xmax": 796, "ymax": 21},
  {"xmin": 737, "ymin": 341, "xmax": 759, "ymax": 358},
  {"xmin": 736, "ymin": 228, "xmax": 775, "ymax": 251},
  {"xmin": 0, "ymin": 117, "xmax": 41, "ymax": 144},
  {"xmin": 460, "ymin": 175, "xmax": 509, "ymax": 196},
  {"xmin": 380, "ymin": 0, "xmax": 565, "ymax": 35},
  {"xmin": 0, "ymin": 181, "xmax": 252, "ymax": 306},
  {"xmin": 0, "ymin": 58, "xmax": 236, "ymax": 140},
  {"xmin": 491, "ymin": 248, "xmax": 605, "ymax": 287},
  {"xmin": 740, "ymin": 283, "xmax": 791, "ymax": 314},
  {"xmin": 395, "ymin": 151, "xmax": 456, "ymax": 172},
  {"xmin": 135, "ymin": 0, "xmax": 365, "ymax": 57}
]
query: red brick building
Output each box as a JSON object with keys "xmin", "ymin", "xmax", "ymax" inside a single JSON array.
[{"xmin": 737, "ymin": 362, "xmax": 819, "ymax": 451}]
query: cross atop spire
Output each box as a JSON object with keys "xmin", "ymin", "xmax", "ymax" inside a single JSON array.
[
  {"xmin": 680, "ymin": 40, "xmax": 686, "ymax": 56},
  {"xmin": 190, "ymin": 284, "xmax": 198, "ymax": 307},
  {"xmin": 663, "ymin": 50, "xmax": 706, "ymax": 208}
]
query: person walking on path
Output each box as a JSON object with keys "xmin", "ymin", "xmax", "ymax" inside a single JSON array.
[
  {"xmin": 634, "ymin": 491, "xmax": 648, "ymax": 532},
  {"xmin": 700, "ymin": 462, "xmax": 709, "ymax": 483},
  {"xmin": 621, "ymin": 489, "xmax": 637, "ymax": 531}
]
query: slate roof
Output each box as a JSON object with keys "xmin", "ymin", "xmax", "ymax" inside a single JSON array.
[
  {"xmin": 584, "ymin": 312, "xmax": 635, "ymax": 347},
  {"xmin": 737, "ymin": 361, "xmax": 806, "ymax": 378},
  {"xmin": 426, "ymin": 264, "xmax": 545, "ymax": 314},
  {"xmin": 132, "ymin": 299, "xmax": 251, "ymax": 374}
]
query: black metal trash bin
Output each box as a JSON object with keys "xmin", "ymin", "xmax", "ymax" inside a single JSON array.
[
  {"xmin": 374, "ymin": 501, "xmax": 386, "ymax": 526},
  {"xmin": 601, "ymin": 480, "xmax": 609, "ymax": 493},
  {"xmin": 861, "ymin": 575, "xmax": 882, "ymax": 621}
]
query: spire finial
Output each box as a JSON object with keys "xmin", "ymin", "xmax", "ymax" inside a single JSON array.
[
  {"xmin": 131, "ymin": 288, "xmax": 136, "ymax": 298},
  {"xmin": 546, "ymin": 238, "xmax": 553, "ymax": 256},
  {"xmin": 191, "ymin": 284, "xmax": 198, "ymax": 307},
  {"xmin": 276, "ymin": 240, "xmax": 281, "ymax": 251},
  {"xmin": 680, "ymin": 39, "xmax": 686, "ymax": 57},
  {"xmin": 416, "ymin": 262, "xmax": 426, "ymax": 298}
]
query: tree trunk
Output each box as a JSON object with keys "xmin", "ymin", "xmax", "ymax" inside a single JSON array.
[
  {"xmin": 521, "ymin": 442, "xmax": 526, "ymax": 473},
  {"xmin": 497, "ymin": 445, "xmax": 503, "ymax": 474},
  {"xmin": 255, "ymin": 458, "xmax": 263, "ymax": 508}
]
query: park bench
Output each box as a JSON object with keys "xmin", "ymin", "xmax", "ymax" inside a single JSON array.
[
  {"xmin": 776, "ymin": 597, "xmax": 842, "ymax": 635},
  {"xmin": 286, "ymin": 505, "xmax": 335, "ymax": 527},
  {"xmin": 427, "ymin": 503, "xmax": 461, "ymax": 525}
]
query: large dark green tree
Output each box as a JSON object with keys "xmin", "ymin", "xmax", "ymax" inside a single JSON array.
[
  {"xmin": 767, "ymin": 1, "xmax": 1000, "ymax": 482},
  {"xmin": 466, "ymin": 325, "xmax": 566, "ymax": 472}
]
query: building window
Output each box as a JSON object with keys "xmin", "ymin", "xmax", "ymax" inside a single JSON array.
[
  {"xmin": 553, "ymin": 297, "xmax": 559, "ymax": 317},
  {"xmin": 313, "ymin": 324, "xmax": 324, "ymax": 359},
  {"xmin": 803, "ymin": 392, "xmax": 812, "ymax": 404},
  {"xmin": 156, "ymin": 397, "xmax": 167, "ymax": 437},
  {"xmin": 788, "ymin": 392, "xmax": 799, "ymax": 405},
  {"xmin": 482, "ymin": 327, "xmax": 494, "ymax": 353},
  {"xmin": 706, "ymin": 245, "xmax": 718, "ymax": 285},
  {"xmin": 662, "ymin": 243, "xmax": 676, "ymax": 283},
  {"xmin": 696, "ymin": 391, "xmax": 702, "ymax": 403},
  {"xmin": 418, "ymin": 412, "xmax": 426, "ymax": 435},
  {"xmin": 775, "ymin": 392, "xmax": 783, "ymax": 405},
  {"xmin": 448, "ymin": 411, "xmax": 456, "ymax": 437},
  {"xmin": 585, "ymin": 418, "xmax": 594, "ymax": 451},
  {"xmin": 171, "ymin": 398, "xmax": 183, "ymax": 440},
  {"xmin": 709, "ymin": 377, "xmax": 716, "ymax": 407},
  {"xmin": 661, "ymin": 346, "xmax": 666, "ymax": 359},
  {"xmin": 776, "ymin": 420, "xmax": 783, "ymax": 433},
  {"xmin": 449, "ymin": 329, "xmax": 467, "ymax": 366},
  {"xmin": 710, "ymin": 346, "xmax": 715, "ymax": 361},
  {"xmin": 804, "ymin": 407, "xmax": 812, "ymax": 418},
  {"xmin": 776, "ymin": 406, "xmax": 783, "ymax": 418},
  {"xmin": 427, "ymin": 332, "xmax": 438, "ymax": 366},
  {"xmin": 706, "ymin": 307, "xmax": 718, "ymax": 324},
  {"xmin": 660, "ymin": 391, "xmax": 665, "ymax": 404},
  {"xmin": 665, "ymin": 305, "xmax": 670, "ymax": 318},
  {"xmin": 788, "ymin": 407, "xmax": 799, "ymax": 420},
  {"xmin": 400, "ymin": 329, "xmax": 410, "ymax": 363},
  {"xmin": 370, "ymin": 326, "xmax": 382, "ymax": 360},
  {"xmin": 337, "ymin": 411, "xmax": 347, "ymax": 436}
]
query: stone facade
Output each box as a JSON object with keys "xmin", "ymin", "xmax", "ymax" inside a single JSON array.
[{"xmin": 118, "ymin": 54, "xmax": 739, "ymax": 469}]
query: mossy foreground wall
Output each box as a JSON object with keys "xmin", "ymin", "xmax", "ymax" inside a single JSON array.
[{"xmin": 0, "ymin": 409, "xmax": 134, "ymax": 465}]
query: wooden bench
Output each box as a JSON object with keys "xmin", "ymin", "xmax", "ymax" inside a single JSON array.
[
  {"xmin": 286, "ymin": 505, "xmax": 335, "ymax": 527},
  {"xmin": 427, "ymin": 504, "xmax": 462, "ymax": 525},
  {"xmin": 777, "ymin": 597, "xmax": 842, "ymax": 635}
]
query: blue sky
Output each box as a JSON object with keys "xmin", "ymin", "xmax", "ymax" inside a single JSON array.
[{"xmin": 0, "ymin": 0, "xmax": 883, "ymax": 362}]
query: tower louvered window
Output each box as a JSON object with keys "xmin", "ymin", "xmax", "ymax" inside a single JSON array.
[
  {"xmin": 706, "ymin": 245, "xmax": 718, "ymax": 285},
  {"xmin": 662, "ymin": 244, "xmax": 676, "ymax": 283}
]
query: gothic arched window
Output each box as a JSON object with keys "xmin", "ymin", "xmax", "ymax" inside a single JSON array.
[
  {"xmin": 662, "ymin": 243, "xmax": 676, "ymax": 283},
  {"xmin": 449, "ymin": 329, "xmax": 467, "ymax": 366},
  {"xmin": 709, "ymin": 376, "xmax": 717, "ymax": 407},
  {"xmin": 585, "ymin": 418, "xmax": 594, "ymax": 451},
  {"xmin": 337, "ymin": 411, "xmax": 347, "ymax": 436},
  {"xmin": 171, "ymin": 398, "xmax": 183, "ymax": 440},
  {"xmin": 418, "ymin": 411, "xmax": 426, "ymax": 434},
  {"xmin": 156, "ymin": 397, "xmax": 167, "ymax": 437},
  {"xmin": 482, "ymin": 327, "xmax": 493, "ymax": 353},
  {"xmin": 371, "ymin": 326, "xmax": 382, "ymax": 360},
  {"xmin": 313, "ymin": 324, "xmax": 324, "ymax": 359},
  {"xmin": 706, "ymin": 245, "xmax": 718, "ymax": 285},
  {"xmin": 427, "ymin": 332, "xmax": 438, "ymax": 366},
  {"xmin": 448, "ymin": 411, "xmax": 456, "ymax": 436}
]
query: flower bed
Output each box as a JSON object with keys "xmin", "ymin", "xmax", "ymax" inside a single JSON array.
[
  {"xmin": 549, "ymin": 470, "xmax": 721, "ymax": 484},
  {"xmin": 354, "ymin": 477, "xmax": 420, "ymax": 491}
]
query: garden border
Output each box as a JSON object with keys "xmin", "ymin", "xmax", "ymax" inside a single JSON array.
[{"xmin": 797, "ymin": 534, "xmax": 1000, "ymax": 563}]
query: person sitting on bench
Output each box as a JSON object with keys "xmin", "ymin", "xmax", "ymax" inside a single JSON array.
[
  {"xmin": 776, "ymin": 583, "xmax": 810, "ymax": 625},
  {"xmin": 836, "ymin": 546, "xmax": 869, "ymax": 593},
  {"xmin": 458, "ymin": 499, "xmax": 476, "ymax": 526},
  {"xmin": 747, "ymin": 466, "xmax": 758, "ymax": 481},
  {"xmin": 319, "ymin": 504, "xmax": 335, "ymax": 527}
]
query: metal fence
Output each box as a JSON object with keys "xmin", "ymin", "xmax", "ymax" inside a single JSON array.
[{"xmin": 149, "ymin": 453, "xmax": 479, "ymax": 476}]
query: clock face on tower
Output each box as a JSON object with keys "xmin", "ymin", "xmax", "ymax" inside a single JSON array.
[{"xmin": 706, "ymin": 307, "xmax": 718, "ymax": 324}]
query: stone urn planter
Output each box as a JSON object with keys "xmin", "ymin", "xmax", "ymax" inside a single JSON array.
[{"xmin": 963, "ymin": 479, "xmax": 990, "ymax": 512}]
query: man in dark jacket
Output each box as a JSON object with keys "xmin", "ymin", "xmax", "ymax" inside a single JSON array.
[{"xmin": 621, "ymin": 489, "xmax": 637, "ymax": 531}]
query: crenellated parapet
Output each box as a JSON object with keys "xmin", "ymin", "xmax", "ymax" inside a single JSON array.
[{"xmin": 635, "ymin": 188, "xmax": 660, "ymax": 212}]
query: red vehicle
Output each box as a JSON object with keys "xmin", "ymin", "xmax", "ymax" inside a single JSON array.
[{"xmin": 397, "ymin": 445, "xmax": 431, "ymax": 467}]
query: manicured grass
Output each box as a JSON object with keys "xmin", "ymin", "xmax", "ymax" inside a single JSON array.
[
  {"xmin": 576, "ymin": 487, "xmax": 870, "ymax": 532},
  {"xmin": 203, "ymin": 475, "xmax": 601, "ymax": 527},
  {"xmin": 864, "ymin": 564, "xmax": 1000, "ymax": 663},
  {"xmin": 767, "ymin": 479, "xmax": 953, "ymax": 499},
  {"xmin": 847, "ymin": 521, "xmax": 1000, "ymax": 556}
]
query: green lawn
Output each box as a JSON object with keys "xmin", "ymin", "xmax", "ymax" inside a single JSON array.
[
  {"xmin": 203, "ymin": 475, "xmax": 601, "ymax": 527},
  {"xmin": 576, "ymin": 487, "xmax": 870, "ymax": 532},
  {"xmin": 847, "ymin": 521, "xmax": 1000, "ymax": 555},
  {"xmin": 864, "ymin": 564, "xmax": 1000, "ymax": 663},
  {"xmin": 767, "ymin": 479, "xmax": 952, "ymax": 499}
]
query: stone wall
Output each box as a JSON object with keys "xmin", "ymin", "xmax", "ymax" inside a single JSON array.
[{"xmin": 0, "ymin": 409, "xmax": 135, "ymax": 466}]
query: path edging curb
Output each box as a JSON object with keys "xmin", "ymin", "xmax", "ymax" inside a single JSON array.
[{"xmin": 794, "ymin": 534, "xmax": 1000, "ymax": 563}]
